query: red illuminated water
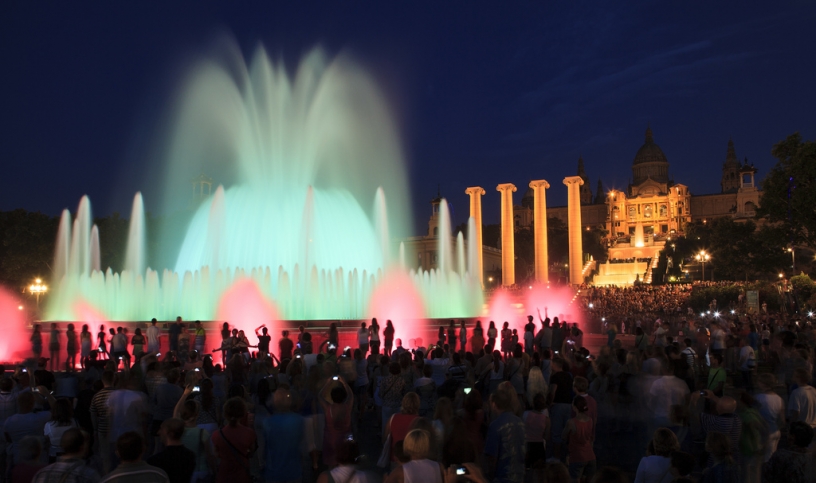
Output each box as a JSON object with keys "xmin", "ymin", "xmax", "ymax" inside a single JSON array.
[
  {"xmin": 215, "ymin": 278, "xmax": 282, "ymax": 355},
  {"xmin": 487, "ymin": 284, "xmax": 583, "ymax": 334},
  {"xmin": 0, "ymin": 288, "xmax": 31, "ymax": 362},
  {"xmin": 366, "ymin": 269, "xmax": 427, "ymax": 344}
]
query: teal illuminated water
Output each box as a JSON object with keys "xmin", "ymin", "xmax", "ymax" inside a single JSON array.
[{"xmin": 46, "ymin": 45, "xmax": 483, "ymax": 322}]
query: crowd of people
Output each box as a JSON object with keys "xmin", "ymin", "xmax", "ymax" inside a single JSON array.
[
  {"xmin": 582, "ymin": 285, "xmax": 694, "ymax": 328},
  {"xmin": 2, "ymin": 298, "xmax": 815, "ymax": 483}
]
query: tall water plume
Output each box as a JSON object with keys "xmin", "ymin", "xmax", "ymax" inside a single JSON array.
[
  {"xmin": 124, "ymin": 192, "xmax": 146, "ymax": 274},
  {"xmin": 45, "ymin": 43, "xmax": 487, "ymax": 323}
]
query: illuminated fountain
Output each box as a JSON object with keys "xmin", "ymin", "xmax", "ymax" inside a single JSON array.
[{"xmin": 46, "ymin": 45, "xmax": 483, "ymax": 328}]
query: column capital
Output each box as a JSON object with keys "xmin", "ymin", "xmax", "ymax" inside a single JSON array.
[
  {"xmin": 529, "ymin": 179, "xmax": 550, "ymax": 190},
  {"xmin": 496, "ymin": 183, "xmax": 517, "ymax": 193},
  {"xmin": 563, "ymin": 176, "xmax": 584, "ymax": 187},
  {"xmin": 465, "ymin": 186, "xmax": 486, "ymax": 196}
]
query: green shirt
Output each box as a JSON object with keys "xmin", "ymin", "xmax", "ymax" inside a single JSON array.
[{"xmin": 707, "ymin": 367, "xmax": 726, "ymax": 393}]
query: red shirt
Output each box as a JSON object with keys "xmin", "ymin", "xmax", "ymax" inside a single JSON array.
[
  {"xmin": 390, "ymin": 413, "xmax": 419, "ymax": 459},
  {"xmin": 212, "ymin": 424, "xmax": 257, "ymax": 483},
  {"xmin": 567, "ymin": 418, "xmax": 595, "ymax": 463}
]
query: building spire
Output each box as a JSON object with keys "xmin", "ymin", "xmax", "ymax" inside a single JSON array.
[
  {"xmin": 594, "ymin": 178, "xmax": 605, "ymax": 204},
  {"xmin": 577, "ymin": 156, "xmax": 587, "ymax": 177},
  {"xmin": 645, "ymin": 125, "xmax": 653, "ymax": 143},
  {"xmin": 725, "ymin": 138, "xmax": 739, "ymax": 167}
]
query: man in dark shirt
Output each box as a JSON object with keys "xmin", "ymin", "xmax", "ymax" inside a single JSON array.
[
  {"xmin": 168, "ymin": 317, "xmax": 182, "ymax": 352},
  {"xmin": 484, "ymin": 388, "xmax": 526, "ymax": 483},
  {"xmin": 255, "ymin": 326, "xmax": 271, "ymax": 358},
  {"xmin": 547, "ymin": 358, "xmax": 573, "ymax": 462},
  {"xmin": 147, "ymin": 419, "xmax": 195, "ymax": 483},
  {"xmin": 279, "ymin": 330, "xmax": 294, "ymax": 360}
]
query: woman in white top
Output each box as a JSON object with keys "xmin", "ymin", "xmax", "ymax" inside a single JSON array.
[
  {"xmin": 384, "ymin": 429, "xmax": 443, "ymax": 483},
  {"xmin": 43, "ymin": 398, "xmax": 77, "ymax": 460},
  {"xmin": 481, "ymin": 351, "xmax": 505, "ymax": 396},
  {"xmin": 755, "ymin": 373, "xmax": 785, "ymax": 461},
  {"xmin": 317, "ymin": 437, "xmax": 366, "ymax": 483},
  {"xmin": 633, "ymin": 428, "xmax": 679, "ymax": 483}
]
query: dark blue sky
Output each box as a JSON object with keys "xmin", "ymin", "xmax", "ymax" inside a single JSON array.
[{"xmin": 2, "ymin": 1, "xmax": 815, "ymax": 233}]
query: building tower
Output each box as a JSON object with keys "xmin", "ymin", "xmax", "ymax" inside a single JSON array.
[
  {"xmin": 720, "ymin": 139, "xmax": 741, "ymax": 193},
  {"xmin": 594, "ymin": 178, "xmax": 605, "ymax": 205},
  {"xmin": 577, "ymin": 157, "xmax": 593, "ymax": 205},
  {"xmin": 632, "ymin": 126, "xmax": 670, "ymax": 187},
  {"xmin": 427, "ymin": 192, "xmax": 442, "ymax": 237},
  {"xmin": 191, "ymin": 174, "xmax": 213, "ymax": 202}
]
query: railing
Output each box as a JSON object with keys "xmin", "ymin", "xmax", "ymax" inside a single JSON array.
[{"xmin": 643, "ymin": 257, "xmax": 659, "ymax": 284}]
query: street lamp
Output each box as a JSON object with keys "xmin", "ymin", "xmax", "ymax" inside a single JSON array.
[
  {"xmin": 29, "ymin": 278, "xmax": 47, "ymax": 306},
  {"xmin": 786, "ymin": 247, "xmax": 796, "ymax": 274},
  {"xmin": 695, "ymin": 250, "xmax": 710, "ymax": 281}
]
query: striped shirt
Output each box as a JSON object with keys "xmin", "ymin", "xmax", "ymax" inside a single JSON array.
[
  {"xmin": 89, "ymin": 388, "xmax": 113, "ymax": 435},
  {"xmin": 100, "ymin": 461, "xmax": 169, "ymax": 483},
  {"xmin": 700, "ymin": 413, "xmax": 742, "ymax": 465},
  {"xmin": 32, "ymin": 458, "xmax": 100, "ymax": 483}
]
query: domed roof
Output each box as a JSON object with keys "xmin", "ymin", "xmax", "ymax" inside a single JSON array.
[{"xmin": 633, "ymin": 127, "xmax": 668, "ymax": 166}]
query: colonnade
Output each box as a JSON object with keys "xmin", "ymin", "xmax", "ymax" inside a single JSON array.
[{"xmin": 465, "ymin": 176, "xmax": 584, "ymax": 287}]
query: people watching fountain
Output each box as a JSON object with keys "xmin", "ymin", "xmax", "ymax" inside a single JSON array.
[
  {"xmin": 357, "ymin": 322, "xmax": 369, "ymax": 357},
  {"xmin": 49, "ymin": 324, "xmax": 61, "ymax": 372},
  {"xmin": 8, "ymin": 296, "xmax": 815, "ymax": 483},
  {"xmin": 169, "ymin": 317, "xmax": 183, "ymax": 352}
]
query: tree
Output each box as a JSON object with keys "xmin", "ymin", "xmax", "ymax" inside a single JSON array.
[
  {"xmin": 0, "ymin": 210, "xmax": 59, "ymax": 290},
  {"xmin": 757, "ymin": 133, "xmax": 816, "ymax": 248},
  {"xmin": 657, "ymin": 219, "xmax": 787, "ymax": 283}
]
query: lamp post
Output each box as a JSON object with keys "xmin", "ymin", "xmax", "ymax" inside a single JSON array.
[
  {"xmin": 29, "ymin": 278, "xmax": 47, "ymax": 306},
  {"xmin": 695, "ymin": 250, "xmax": 710, "ymax": 282},
  {"xmin": 786, "ymin": 247, "xmax": 795, "ymax": 275}
]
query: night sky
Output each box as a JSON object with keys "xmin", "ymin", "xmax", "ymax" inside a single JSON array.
[{"xmin": 2, "ymin": 1, "xmax": 815, "ymax": 234}]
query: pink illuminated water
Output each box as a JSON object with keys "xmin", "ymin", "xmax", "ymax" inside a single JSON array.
[
  {"xmin": 215, "ymin": 278, "xmax": 282, "ymax": 355},
  {"xmin": 524, "ymin": 284, "xmax": 584, "ymax": 330},
  {"xmin": 367, "ymin": 270, "xmax": 427, "ymax": 343},
  {"xmin": 0, "ymin": 288, "xmax": 31, "ymax": 362},
  {"xmin": 486, "ymin": 284, "xmax": 584, "ymax": 335}
]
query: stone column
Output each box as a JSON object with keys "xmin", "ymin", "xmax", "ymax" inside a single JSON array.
[
  {"xmin": 563, "ymin": 176, "xmax": 584, "ymax": 285},
  {"xmin": 529, "ymin": 180, "xmax": 550, "ymax": 283},
  {"xmin": 465, "ymin": 187, "xmax": 486, "ymax": 287},
  {"xmin": 496, "ymin": 183, "xmax": 517, "ymax": 287}
]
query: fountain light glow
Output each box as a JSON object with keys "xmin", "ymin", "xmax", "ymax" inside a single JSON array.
[
  {"xmin": 45, "ymin": 43, "xmax": 483, "ymax": 325},
  {"xmin": 0, "ymin": 287, "xmax": 30, "ymax": 362}
]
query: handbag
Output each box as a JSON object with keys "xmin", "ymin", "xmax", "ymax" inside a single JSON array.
[
  {"xmin": 377, "ymin": 433, "xmax": 392, "ymax": 468},
  {"xmin": 218, "ymin": 428, "xmax": 256, "ymax": 482}
]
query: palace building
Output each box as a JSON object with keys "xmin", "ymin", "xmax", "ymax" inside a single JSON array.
[{"xmin": 514, "ymin": 127, "xmax": 762, "ymax": 285}]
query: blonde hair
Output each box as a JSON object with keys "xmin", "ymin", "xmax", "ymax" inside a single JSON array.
[
  {"xmin": 652, "ymin": 428, "xmax": 680, "ymax": 456},
  {"xmin": 526, "ymin": 367, "xmax": 548, "ymax": 408},
  {"xmin": 401, "ymin": 392, "xmax": 420, "ymax": 415},
  {"xmin": 403, "ymin": 429, "xmax": 431, "ymax": 460}
]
